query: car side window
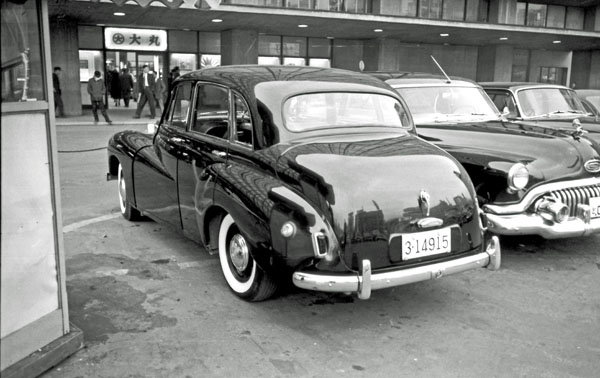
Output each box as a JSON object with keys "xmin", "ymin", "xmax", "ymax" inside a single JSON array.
[
  {"xmin": 489, "ymin": 90, "xmax": 517, "ymax": 117},
  {"xmin": 166, "ymin": 82, "xmax": 192, "ymax": 129},
  {"xmin": 191, "ymin": 83, "xmax": 230, "ymax": 140},
  {"xmin": 233, "ymin": 93, "xmax": 253, "ymax": 146}
]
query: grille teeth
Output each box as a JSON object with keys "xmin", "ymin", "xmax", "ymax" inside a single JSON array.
[{"xmin": 547, "ymin": 185, "xmax": 600, "ymax": 217}]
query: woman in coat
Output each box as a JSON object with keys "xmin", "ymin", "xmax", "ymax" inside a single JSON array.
[
  {"xmin": 119, "ymin": 68, "xmax": 134, "ymax": 108},
  {"xmin": 109, "ymin": 69, "xmax": 122, "ymax": 106}
]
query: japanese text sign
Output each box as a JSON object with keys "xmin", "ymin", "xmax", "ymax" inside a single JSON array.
[{"xmin": 105, "ymin": 28, "xmax": 167, "ymax": 51}]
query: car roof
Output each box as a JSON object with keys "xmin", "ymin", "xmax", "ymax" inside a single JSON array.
[
  {"xmin": 366, "ymin": 72, "xmax": 478, "ymax": 87},
  {"xmin": 178, "ymin": 65, "xmax": 396, "ymax": 95},
  {"xmin": 479, "ymin": 82, "xmax": 571, "ymax": 91}
]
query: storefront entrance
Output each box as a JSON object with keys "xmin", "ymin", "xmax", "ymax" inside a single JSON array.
[{"xmin": 104, "ymin": 51, "xmax": 165, "ymax": 107}]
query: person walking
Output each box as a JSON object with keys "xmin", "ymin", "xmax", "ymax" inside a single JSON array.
[
  {"xmin": 109, "ymin": 68, "xmax": 122, "ymax": 107},
  {"xmin": 154, "ymin": 71, "xmax": 166, "ymax": 112},
  {"xmin": 119, "ymin": 68, "xmax": 134, "ymax": 107},
  {"xmin": 53, "ymin": 66, "xmax": 65, "ymax": 117},
  {"xmin": 87, "ymin": 70, "xmax": 112, "ymax": 124},
  {"xmin": 133, "ymin": 65, "xmax": 156, "ymax": 119}
]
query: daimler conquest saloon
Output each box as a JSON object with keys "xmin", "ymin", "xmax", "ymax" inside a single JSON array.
[{"xmin": 107, "ymin": 66, "xmax": 499, "ymax": 301}]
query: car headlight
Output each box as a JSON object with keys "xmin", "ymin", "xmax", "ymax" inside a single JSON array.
[{"xmin": 507, "ymin": 163, "xmax": 529, "ymax": 191}]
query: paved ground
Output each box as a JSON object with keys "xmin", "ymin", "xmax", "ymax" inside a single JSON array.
[{"xmin": 41, "ymin": 123, "xmax": 600, "ymax": 378}]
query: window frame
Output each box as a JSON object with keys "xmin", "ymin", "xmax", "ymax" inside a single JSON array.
[
  {"xmin": 189, "ymin": 81, "xmax": 232, "ymax": 141},
  {"xmin": 231, "ymin": 90, "xmax": 254, "ymax": 148}
]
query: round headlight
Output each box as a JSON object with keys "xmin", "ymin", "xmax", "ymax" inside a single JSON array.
[{"xmin": 507, "ymin": 163, "xmax": 529, "ymax": 191}]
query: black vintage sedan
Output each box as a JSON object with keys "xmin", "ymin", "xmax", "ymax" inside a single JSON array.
[
  {"xmin": 371, "ymin": 73, "xmax": 600, "ymax": 239},
  {"xmin": 107, "ymin": 66, "xmax": 499, "ymax": 301},
  {"xmin": 481, "ymin": 82, "xmax": 600, "ymax": 143}
]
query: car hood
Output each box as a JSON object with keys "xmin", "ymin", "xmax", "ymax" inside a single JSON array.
[
  {"xmin": 416, "ymin": 120, "xmax": 600, "ymax": 191},
  {"xmin": 273, "ymin": 132, "xmax": 482, "ymax": 270}
]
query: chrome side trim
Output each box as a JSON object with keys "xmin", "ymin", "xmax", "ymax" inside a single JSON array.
[
  {"xmin": 484, "ymin": 177, "xmax": 600, "ymax": 215},
  {"xmin": 293, "ymin": 248, "xmax": 498, "ymax": 299},
  {"xmin": 486, "ymin": 212, "xmax": 600, "ymax": 239}
]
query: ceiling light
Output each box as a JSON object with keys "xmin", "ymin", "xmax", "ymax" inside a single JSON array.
[
  {"xmin": 114, "ymin": 12, "xmax": 125, "ymax": 16},
  {"xmin": 553, "ymin": 40, "xmax": 561, "ymax": 44},
  {"xmin": 374, "ymin": 29, "xmax": 383, "ymax": 32},
  {"xmin": 97, "ymin": 24, "xmax": 105, "ymax": 26},
  {"xmin": 326, "ymin": 36, "xmax": 334, "ymax": 39},
  {"xmin": 499, "ymin": 37, "xmax": 508, "ymax": 40},
  {"xmin": 212, "ymin": 19, "xmax": 223, "ymax": 23},
  {"xmin": 440, "ymin": 33, "xmax": 449, "ymax": 37},
  {"xmin": 298, "ymin": 24, "xmax": 308, "ymax": 28}
]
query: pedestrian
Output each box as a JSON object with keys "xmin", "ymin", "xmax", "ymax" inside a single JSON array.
[
  {"xmin": 53, "ymin": 66, "xmax": 65, "ymax": 117},
  {"xmin": 87, "ymin": 70, "xmax": 112, "ymax": 124},
  {"xmin": 168, "ymin": 66, "xmax": 180, "ymax": 90},
  {"xmin": 133, "ymin": 65, "xmax": 157, "ymax": 119},
  {"xmin": 119, "ymin": 68, "xmax": 134, "ymax": 107},
  {"xmin": 154, "ymin": 71, "xmax": 166, "ymax": 112},
  {"xmin": 109, "ymin": 69, "xmax": 122, "ymax": 107}
]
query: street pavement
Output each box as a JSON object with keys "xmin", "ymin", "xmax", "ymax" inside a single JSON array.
[{"xmin": 41, "ymin": 121, "xmax": 600, "ymax": 378}]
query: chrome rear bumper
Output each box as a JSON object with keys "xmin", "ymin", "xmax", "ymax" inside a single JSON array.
[{"xmin": 292, "ymin": 236, "xmax": 500, "ymax": 300}]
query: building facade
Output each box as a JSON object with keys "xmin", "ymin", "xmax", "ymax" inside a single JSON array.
[{"xmin": 47, "ymin": 0, "xmax": 600, "ymax": 116}]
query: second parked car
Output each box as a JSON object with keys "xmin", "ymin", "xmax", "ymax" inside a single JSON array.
[{"xmin": 371, "ymin": 72, "xmax": 600, "ymax": 239}]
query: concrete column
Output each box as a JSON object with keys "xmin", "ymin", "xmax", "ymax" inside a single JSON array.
[
  {"xmin": 49, "ymin": 17, "xmax": 82, "ymax": 116},
  {"xmin": 220, "ymin": 29, "xmax": 258, "ymax": 66},
  {"xmin": 590, "ymin": 50, "xmax": 600, "ymax": 89},
  {"xmin": 476, "ymin": 45, "xmax": 513, "ymax": 82}
]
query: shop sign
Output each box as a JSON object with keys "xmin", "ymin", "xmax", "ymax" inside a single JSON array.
[{"xmin": 105, "ymin": 28, "xmax": 167, "ymax": 51}]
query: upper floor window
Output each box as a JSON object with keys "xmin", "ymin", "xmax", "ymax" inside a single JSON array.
[{"xmin": 513, "ymin": 2, "xmax": 583, "ymax": 30}]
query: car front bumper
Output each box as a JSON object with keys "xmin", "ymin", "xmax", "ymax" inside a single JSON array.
[
  {"xmin": 292, "ymin": 236, "xmax": 500, "ymax": 300},
  {"xmin": 485, "ymin": 212, "xmax": 600, "ymax": 239}
]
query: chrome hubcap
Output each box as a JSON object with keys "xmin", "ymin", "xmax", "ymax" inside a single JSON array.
[{"xmin": 229, "ymin": 234, "xmax": 249, "ymax": 273}]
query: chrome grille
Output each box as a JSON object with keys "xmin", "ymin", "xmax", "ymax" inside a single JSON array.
[{"xmin": 548, "ymin": 184, "xmax": 600, "ymax": 217}]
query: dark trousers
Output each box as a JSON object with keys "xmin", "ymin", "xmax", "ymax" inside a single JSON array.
[
  {"xmin": 135, "ymin": 87, "xmax": 156, "ymax": 118},
  {"xmin": 54, "ymin": 92, "xmax": 64, "ymax": 117},
  {"xmin": 91, "ymin": 100, "xmax": 111, "ymax": 122}
]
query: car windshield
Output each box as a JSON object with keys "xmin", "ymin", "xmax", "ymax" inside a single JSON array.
[
  {"xmin": 282, "ymin": 92, "xmax": 411, "ymax": 132},
  {"xmin": 394, "ymin": 86, "xmax": 499, "ymax": 124},
  {"xmin": 517, "ymin": 88, "xmax": 587, "ymax": 118}
]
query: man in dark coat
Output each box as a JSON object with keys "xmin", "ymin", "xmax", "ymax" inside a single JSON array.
[
  {"xmin": 53, "ymin": 66, "xmax": 65, "ymax": 117},
  {"xmin": 133, "ymin": 64, "xmax": 156, "ymax": 119},
  {"xmin": 119, "ymin": 68, "xmax": 134, "ymax": 107},
  {"xmin": 87, "ymin": 71, "xmax": 112, "ymax": 124}
]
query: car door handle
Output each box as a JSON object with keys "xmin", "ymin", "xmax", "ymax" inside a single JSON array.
[{"xmin": 211, "ymin": 150, "xmax": 227, "ymax": 158}]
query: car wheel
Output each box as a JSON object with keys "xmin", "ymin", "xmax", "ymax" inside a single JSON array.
[
  {"xmin": 218, "ymin": 214, "xmax": 277, "ymax": 301},
  {"xmin": 117, "ymin": 163, "xmax": 140, "ymax": 221}
]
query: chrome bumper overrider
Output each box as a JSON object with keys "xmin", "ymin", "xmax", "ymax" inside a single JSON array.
[
  {"xmin": 292, "ymin": 236, "xmax": 500, "ymax": 300},
  {"xmin": 485, "ymin": 212, "xmax": 600, "ymax": 239}
]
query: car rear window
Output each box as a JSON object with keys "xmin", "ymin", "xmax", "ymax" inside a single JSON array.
[{"xmin": 282, "ymin": 92, "xmax": 410, "ymax": 132}]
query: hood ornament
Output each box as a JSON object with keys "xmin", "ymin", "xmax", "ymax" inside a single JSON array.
[
  {"xmin": 418, "ymin": 190, "xmax": 431, "ymax": 216},
  {"xmin": 572, "ymin": 119, "xmax": 586, "ymax": 139}
]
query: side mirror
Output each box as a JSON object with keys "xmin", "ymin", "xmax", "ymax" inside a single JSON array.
[{"xmin": 147, "ymin": 122, "xmax": 158, "ymax": 134}]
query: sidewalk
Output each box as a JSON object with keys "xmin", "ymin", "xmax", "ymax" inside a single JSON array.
[{"xmin": 56, "ymin": 107, "xmax": 159, "ymax": 127}]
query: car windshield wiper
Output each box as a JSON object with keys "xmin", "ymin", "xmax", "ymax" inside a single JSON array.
[{"xmin": 528, "ymin": 110, "xmax": 586, "ymax": 119}]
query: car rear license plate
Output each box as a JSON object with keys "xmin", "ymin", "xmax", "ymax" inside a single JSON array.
[
  {"xmin": 590, "ymin": 197, "xmax": 600, "ymax": 219},
  {"xmin": 402, "ymin": 227, "xmax": 451, "ymax": 261}
]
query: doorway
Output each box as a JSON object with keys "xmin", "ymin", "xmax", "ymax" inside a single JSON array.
[{"xmin": 104, "ymin": 51, "xmax": 165, "ymax": 107}]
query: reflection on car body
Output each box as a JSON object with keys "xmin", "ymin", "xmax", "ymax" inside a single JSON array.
[
  {"xmin": 107, "ymin": 66, "xmax": 500, "ymax": 301},
  {"xmin": 371, "ymin": 72, "xmax": 600, "ymax": 239}
]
